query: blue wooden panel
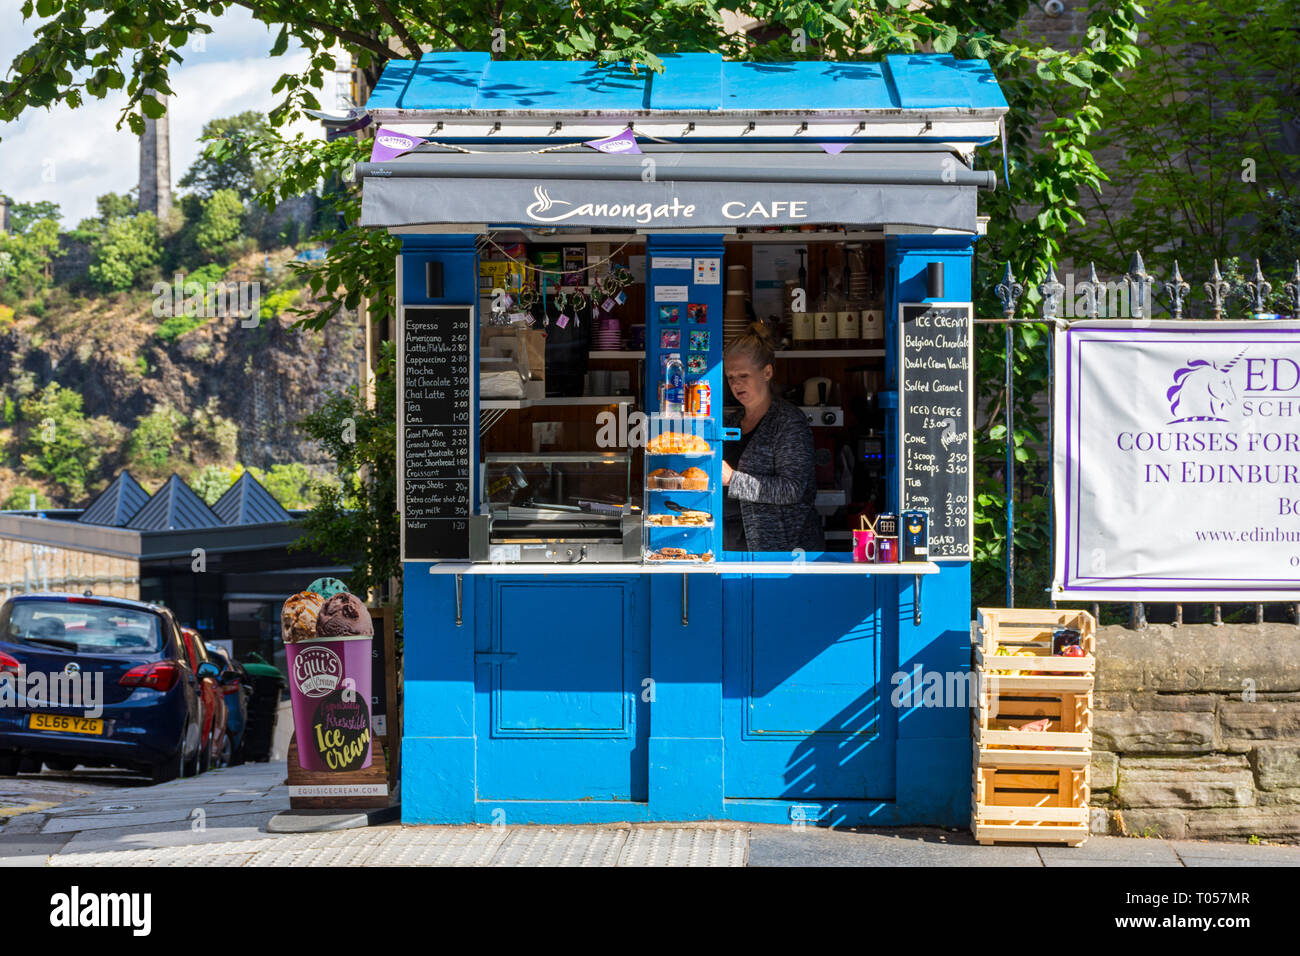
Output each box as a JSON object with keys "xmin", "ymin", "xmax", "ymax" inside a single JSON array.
[
  {"xmin": 473, "ymin": 60, "xmax": 649, "ymax": 111},
  {"xmin": 650, "ymin": 53, "xmax": 722, "ymax": 110},
  {"xmin": 475, "ymin": 577, "xmax": 649, "ymax": 802},
  {"xmin": 723, "ymin": 574, "xmax": 896, "ymax": 800},
  {"xmin": 884, "ymin": 53, "xmax": 1007, "ymax": 111},
  {"xmin": 492, "ymin": 583, "xmax": 628, "ymax": 734},
  {"xmin": 367, "ymin": 59, "xmax": 417, "ymax": 111},
  {"xmin": 722, "ymin": 60, "xmax": 893, "ymax": 111},
  {"xmin": 400, "ymin": 52, "xmax": 492, "ymax": 110}
]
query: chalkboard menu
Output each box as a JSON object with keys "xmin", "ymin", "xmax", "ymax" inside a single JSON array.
[
  {"xmin": 897, "ymin": 302, "xmax": 973, "ymax": 560},
  {"xmin": 399, "ymin": 305, "xmax": 473, "ymax": 561}
]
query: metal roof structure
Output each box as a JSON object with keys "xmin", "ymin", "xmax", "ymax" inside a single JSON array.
[
  {"xmin": 125, "ymin": 474, "xmax": 223, "ymax": 531},
  {"xmin": 77, "ymin": 470, "xmax": 150, "ymax": 527},
  {"xmin": 212, "ymin": 471, "xmax": 294, "ymax": 526}
]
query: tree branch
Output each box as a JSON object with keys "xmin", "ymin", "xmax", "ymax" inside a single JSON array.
[
  {"xmin": 228, "ymin": 0, "xmax": 393, "ymax": 61},
  {"xmin": 371, "ymin": 0, "xmax": 423, "ymax": 58}
]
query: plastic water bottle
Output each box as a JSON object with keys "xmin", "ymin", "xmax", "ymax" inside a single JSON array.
[{"xmin": 664, "ymin": 353, "xmax": 685, "ymax": 415}]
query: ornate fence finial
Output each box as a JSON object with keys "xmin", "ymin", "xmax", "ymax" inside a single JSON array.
[
  {"xmin": 1077, "ymin": 262, "xmax": 1101, "ymax": 319},
  {"xmin": 1204, "ymin": 259, "xmax": 1231, "ymax": 319},
  {"xmin": 1124, "ymin": 251, "xmax": 1152, "ymax": 319},
  {"xmin": 1245, "ymin": 259, "xmax": 1273, "ymax": 315},
  {"xmin": 1164, "ymin": 260, "xmax": 1190, "ymax": 319},
  {"xmin": 1039, "ymin": 262, "xmax": 1065, "ymax": 319},
  {"xmin": 995, "ymin": 262, "xmax": 1023, "ymax": 319},
  {"xmin": 1285, "ymin": 261, "xmax": 1300, "ymax": 318}
]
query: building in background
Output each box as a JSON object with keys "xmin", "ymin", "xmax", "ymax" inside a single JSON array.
[{"xmin": 0, "ymin": 470, "xmax": 352, "ymax": 677}]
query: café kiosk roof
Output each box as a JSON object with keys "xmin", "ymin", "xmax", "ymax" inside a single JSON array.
[
  {"xmin": 366, "ymin": 52, "xmax": 1007, "ymax": 140},
  {"xmin": 358, "ymin": 52, "xmax": 1007, "ymax": 232}
]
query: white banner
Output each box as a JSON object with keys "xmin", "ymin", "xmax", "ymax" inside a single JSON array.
[{"xmin": 1054, "ymin": 320, "xmax": 1300, "ymax": 600}]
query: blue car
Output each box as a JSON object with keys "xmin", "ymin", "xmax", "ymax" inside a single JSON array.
[
  {"xmin": 204, "ymin": 642, "xmax": 252, "ymax": 766},
  {"xmin": 0, "ymin": 593, "xmax": 215, "ymax": 784}
]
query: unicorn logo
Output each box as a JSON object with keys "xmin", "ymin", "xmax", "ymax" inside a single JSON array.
[
  {"xmin": 526, "ymin": 186, "xmax": 570, "ymax": 219},
  {"xmin": 1166, "ymin": 349, "xmax": 1246, "ymax": 423}
]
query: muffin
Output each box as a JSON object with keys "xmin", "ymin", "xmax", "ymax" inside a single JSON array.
[{"xmin": 681, "ymin": 467, "xmax": 708, "ymax": 490}]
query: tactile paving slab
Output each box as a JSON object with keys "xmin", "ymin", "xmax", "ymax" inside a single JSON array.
[
  {"xmin": 46, "ymin": 825, "xmax": 749, "ymax": 866},
  {"xmin": 619, "ymin": 827, "xmax": 748, "ymax": 867}
]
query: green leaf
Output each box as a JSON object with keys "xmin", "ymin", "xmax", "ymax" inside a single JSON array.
[{"xmin": 934, "ymin": 25, "xmax": 959, "ymax": 54}]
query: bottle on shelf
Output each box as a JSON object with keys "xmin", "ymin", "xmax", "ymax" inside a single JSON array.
[
  {"xmin": 835, "ymin": 246, "xmax": 860, "ymax": 349},
  {"xmin": 813, "ymin": 248, "xmax": 838, "ymax": 350},
  {"xmin": 861, "ymin": 253, "xmax": 885, "ymax": 349},
  {"xmin": 663, "ymin": 352, "xmax": 685, "ymax": 416}
]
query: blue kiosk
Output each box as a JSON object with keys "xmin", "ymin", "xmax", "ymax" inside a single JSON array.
[{"xmin": 357, "ymin": 52, "xmax": 1007, "ymax": 826}]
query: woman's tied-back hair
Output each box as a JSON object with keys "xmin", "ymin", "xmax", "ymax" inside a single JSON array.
[{"xmin": 724, "ymin": 320, "xmax": 778, "ymax": 371}]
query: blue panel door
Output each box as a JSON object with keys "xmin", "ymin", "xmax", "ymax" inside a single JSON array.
[
  {"xmin": 722, "ymin": 575, "xmax": 897, "ymax": 799},
  {"xmin": 476, "ymin": 578, "xmax": 649, "ymax": 802}
]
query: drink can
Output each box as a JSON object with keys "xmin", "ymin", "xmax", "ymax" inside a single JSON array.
[
  {"xmin": 688, "ymin": 381, "xmax": 711, "ymax": 417},
  {"xmin": 876, "ymin": 537, "xmax": 898, "ymax": 563}
]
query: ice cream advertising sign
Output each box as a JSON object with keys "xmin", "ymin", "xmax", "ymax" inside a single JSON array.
[{"xmin": 1054, "ymin": 321, "xmax": 1300, "ymax": 600}]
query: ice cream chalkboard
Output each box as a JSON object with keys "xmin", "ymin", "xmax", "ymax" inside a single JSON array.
[
  {"xmin": 897, "ymin": 302, "xmax": 973, "ymax": 560},
  {"xmin": 400, "ymin": 304, "xmax": 474, "ymax": 561}
]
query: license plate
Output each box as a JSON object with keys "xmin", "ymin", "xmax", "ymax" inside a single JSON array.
[{"xmin": 28, "ymin": 713, "xmax": 103, "ymax": 735}]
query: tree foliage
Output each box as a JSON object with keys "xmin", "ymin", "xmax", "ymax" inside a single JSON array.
[
  {"xmin": 18, "ymin": 382, "xmax": 120, "ymax": 500},
  {"xmin": 1066, "ymin": 0, "xmax": 1300, "ymax": 280},
  {"xmin": 295, "ymin": 340, "xmax": 399, "ymax": 606},
  {"xmin": 87, "ymin": 212, "xmax": 162, "ymax": 291},
  {"xmin": 192, "ymin": 188, "xmax": 246, "ymax": 259},
  {"xmin": 178, "ymin": 110, "xmax": 274, "ymax": 200}
]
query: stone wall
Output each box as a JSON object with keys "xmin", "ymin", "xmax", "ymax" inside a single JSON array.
[{"xmin": 1090, "ymin": 623, "xmax": 1300, "ymax": 842}]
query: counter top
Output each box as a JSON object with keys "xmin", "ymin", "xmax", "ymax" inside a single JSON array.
[{"xmin": 427, "ymin": 561, "xmax": 940, "ymax": 576}]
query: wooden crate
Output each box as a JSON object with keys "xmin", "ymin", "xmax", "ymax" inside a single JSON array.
[
  {"xmin": 975, "ymin": 607, "xmax": 1096, "ymax": 673},
  {"xmin": 972, "ymin": 761, "xmax": 1090, "ymax": 846},
  {"xmin": 973, "ymin": 681, "xmax": 1093, "ymax": 754}
]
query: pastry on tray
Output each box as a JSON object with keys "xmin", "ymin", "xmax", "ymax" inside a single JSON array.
[
  {"xmin": 647, "ymin": 432, "xmax": 710, "ymax": 454},
  {"xmin": 646, "ymin": 547, "xmax": 690, "ymax": 561},
  {"xmin": 645, "ymin": 510, "xmax": 711, "ymax": 527},
  {"xmin": 681, "ymin": 467, "xmax": 709, "ymax": 490}
]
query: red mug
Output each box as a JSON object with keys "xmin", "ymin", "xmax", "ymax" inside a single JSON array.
[{"xmin": 853, "ymin": 528, "xmax": 877, "ymax": 562}]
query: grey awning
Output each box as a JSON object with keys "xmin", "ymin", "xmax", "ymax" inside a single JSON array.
[{"xmin": 357, "ymin": 148, "xmax": 991, "ymax": 231}]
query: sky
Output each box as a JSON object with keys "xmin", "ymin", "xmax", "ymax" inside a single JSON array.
[{"xmin": 0, "ymin": 3, "xmax": 340, "ymax": 226}]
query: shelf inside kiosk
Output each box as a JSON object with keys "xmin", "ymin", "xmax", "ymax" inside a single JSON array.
[{"xmin": 472, "ymin": 230, "xmax": 890, "ymax": 564}]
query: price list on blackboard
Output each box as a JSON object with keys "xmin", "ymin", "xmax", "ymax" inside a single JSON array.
[
  {"xmin": 400, "ymin": 305, "xmax": 473, "ymax": 561},
  {"xmin": 898, "ymin": 303, "xmax": 973, "ymax": 560}
]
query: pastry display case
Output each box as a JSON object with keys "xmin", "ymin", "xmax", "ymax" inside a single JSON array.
[{"xmin": 640, "ymin": 419, "xmax": 717, "ymax": 563}]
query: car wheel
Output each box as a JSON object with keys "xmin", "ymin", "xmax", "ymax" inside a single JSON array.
[
  {"xmin": 45, "ymin": 756, "xmax": 78, "ymax": 772},
  {"xmin": 17, "ymin": 754, "xmax": 42, "ymax": 774},
  {"xmin": 0, "ymin": 752, "xmax": 18, "ymax": 776},
  {"xmin": 183, "ymin": 725, "xmax": 201, "ymax": 778},
  {"xmin": 151, "ymin": 719, "xmax": 188, "ymax": 785}
]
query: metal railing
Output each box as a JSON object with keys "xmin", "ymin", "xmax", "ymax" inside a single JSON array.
[{"xmin": 991, "ymin": 254, "xmax": 1300, "ymax": 629}]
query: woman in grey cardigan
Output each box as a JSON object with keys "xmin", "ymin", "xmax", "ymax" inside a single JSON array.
[{"xmin": 721, "ymin": 322, "xmax": 825, "ymax": 553}]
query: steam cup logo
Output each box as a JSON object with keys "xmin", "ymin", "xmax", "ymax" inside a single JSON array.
[
  {"xmin": 1166, "ymin": 349, "xmax": 1246, "ymax": 424},
  {"xmin": 527, "ymin": 186, "xmax": 568, "ymax": 220},
  {"xmin": 293, "ymin": 645, "xmax": 343, "ymax": 698}
]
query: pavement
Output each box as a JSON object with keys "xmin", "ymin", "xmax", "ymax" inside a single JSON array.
[{"xmin": 3, "ymin": 760, "xmax": 1300, "ymax": 866}]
